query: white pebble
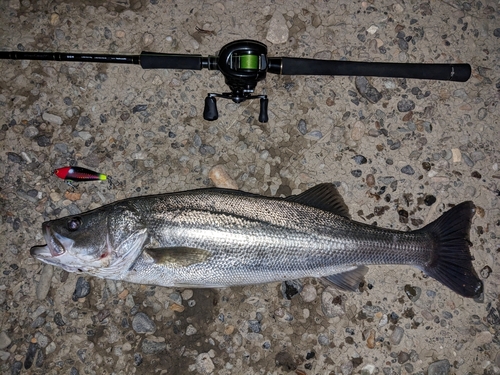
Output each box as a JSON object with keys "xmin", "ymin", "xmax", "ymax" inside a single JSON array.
[
  {"xmin": 209, "ymin": 165, "xmax": 238, "ymax": 189},
  {"xmin": 266, "ymin": 12, "xmax": 289, "ymax": 44},
  {"xmin": 36, "ymin": 264, "xmax": 53, "ymax": 300},
  {"xmin": 42, "ymin": 112, "xmax": 63, "ymax": 125},
  {"xmin": 181, "ymin": 289, "xmax": 193, "ymax": 300},
  {"xmin": 186, "ymin": 324, "xmax": 197, "ymax": 336},
  {"xmin": 351, "ymin": 121, "xmax": 365, "ymax": 141},
  {"xmin": 142, "ymin": 32, "xmax": 154, "ymax": 46},
  {"xmin": 196, "ymin": 352, "xmax": 215, "ymax": 374},
  {"xmin": 451, "ymin": 148, "xmax": 462, "ymax": 163},
  {"xmin": 300, "ymin": 284, "xmax": 317, "ymax": 302}
]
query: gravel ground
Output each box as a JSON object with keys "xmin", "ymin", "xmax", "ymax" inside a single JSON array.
[{"xmin": 1, "ymin": 0, "xmax": 499, "ymax": 374}]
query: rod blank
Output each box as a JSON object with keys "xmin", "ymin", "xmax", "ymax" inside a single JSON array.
[{"xmin": 0, "ymin": 51, "xmax": 138, "ymax": 64}]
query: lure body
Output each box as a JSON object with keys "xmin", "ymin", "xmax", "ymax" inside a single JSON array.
[{"xmin": 54, "ymin": 166, "xmax": 107, "ymax": 182}]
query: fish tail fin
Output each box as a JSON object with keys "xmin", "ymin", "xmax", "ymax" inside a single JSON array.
[{"xmin": 417, "ymin": 201, "xmax": 483, "ymax": 299}]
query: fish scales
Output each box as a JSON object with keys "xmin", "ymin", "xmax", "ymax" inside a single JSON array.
[{"xmin": 127, "ymin": 190, "xmax": 430, "ymax": 287}]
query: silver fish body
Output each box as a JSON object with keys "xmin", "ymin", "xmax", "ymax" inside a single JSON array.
[{"xmin": 30, "ymin": 184, "xmax": 483, "ymax": 298}]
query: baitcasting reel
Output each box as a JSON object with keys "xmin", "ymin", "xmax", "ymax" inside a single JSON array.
[
  {"xmin": 0, "ymin": 39, "xmax": 471, "ymax": 123},
  {"xmin": 202, "ymin": 40, "xmax": 271, "ymax": 123}
]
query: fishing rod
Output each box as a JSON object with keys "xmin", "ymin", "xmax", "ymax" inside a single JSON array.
[{"xmin": 0, "ymin": 39, "xmax": 471, "ymax": 123}]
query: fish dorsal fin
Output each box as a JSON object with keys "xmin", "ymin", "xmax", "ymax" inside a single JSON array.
[
  {"xmin": 145, "ymin": 247, "xmax": 211, "ymax": 268},
  {"xmin": 285, "ymin": 183, "xmax": 351, "ymax": 218},
  {"xmin": 321, "ymin": 265, "xmax": 369, "ymax": 292}
]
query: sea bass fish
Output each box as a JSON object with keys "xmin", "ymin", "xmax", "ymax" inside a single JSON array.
[{"xmin": 30, "ymin": 184, "xmax": 483, "ymax": 298}]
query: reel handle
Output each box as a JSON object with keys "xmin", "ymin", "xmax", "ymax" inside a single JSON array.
[
  {"xmin": 203, "ymin": 96, "xmax": 219, "ymax": 121},
  {"xmin": 259, "ymin": 97, "xmax": 268, "ymax": 123}
]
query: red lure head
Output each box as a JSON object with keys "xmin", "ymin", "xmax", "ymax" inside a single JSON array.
[{"xmin": 54, "ymin": 166, "xmax": 72, "ymax": 180}]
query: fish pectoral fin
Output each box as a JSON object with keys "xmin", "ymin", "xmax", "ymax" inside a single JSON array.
[
  {"xmin": 145, "ymin": 247, "xmax": 211, "ymax": 268},
  {"xmin": 321, "ymin": 265, "xmax": 369, "ymax": 292},
  {"xmin": 285, "ymin": 183, "xmax": 350, "ymax": 218}
]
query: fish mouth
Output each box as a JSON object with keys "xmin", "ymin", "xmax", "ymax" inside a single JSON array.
[
  {"xmin": 30, "ymin": 222, "xmax": 74, "ymax": 259},
  {"xmin": 30, "ymin": 244, "xmax": 51, "ymax": 258}
]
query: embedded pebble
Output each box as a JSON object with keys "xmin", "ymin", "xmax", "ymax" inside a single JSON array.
[
  {"xmin": 31, "ymin": 316, "xmax": 45, "ymax": 328},
  {"xmin": 397, "ymin": 99, "xmax": 415, "ymax": 112},
  {"xmin": 401, "ymin": 165, "xmax": 415, "ymax": 175},
  {"xmin": 398, "ymin": 351, "xmax": 410, "ymax": 364},
  {"xmin": 480, "ymin": 266, "xmax": 492, "ymax": 278},
  {"xmin": 132, "ymin": 312, "xmax": 156, "ymax": 333},
  {"xmin": 169, "ymin": 292, "xmax": 182, "ymax": 304},
  {"xmin": 54, "ymin": 312, "xmax": 66, "ymax": 326},
  {"xmin": 141, "ymin": 338, "xmax": 166, "ymax": 354},
  {"xmin": 209, "ymin": 165, "xmax": 238, "ymax": 189},
  {"xmin": 170, "ymin": 303, "xmax": 185, "ymax": 312},
  {"xmin": 36, "ymin": 264, "xmax": 53, "ymax": 300},
  {"xmin": 186, "ymin": 324, "xmax": 197, "ymax": 336},
  {"xmin": 424, "ymin": 195, "xmax": 436, "ymax": 206},
  {"xmin": 355, "ymin": 76, "xmax": 382, "ymax": 103},
  {"xmin": 300, "ymin": 284, "xmax": 317, "ymax": 302},
  {"xmin": 196, "ymin": 352, "xmax": 215, "ymax": 374},
  {"xmin": 266, "ymin": 12, "xmax": 288, "ymax": 44},
  {"xmin": 366, "ymin": 329, "xmax": 376, "ymax": 349},
  {"xmin": 142, "ymin": 32, "xmax": 154, "ymax": 46},
  {"xmin": 318, "ymin": 333, "xmax": 330, "ymax": 346},
  {"xmin": 304, "ymin": 130, "xmax": 323, "ymax": 140},
  {"xmin": 362, "ymin": 364, "xmax": 376, "ymax": 374},
  {"xmin": 49, "ymin": 13, "xmax": 60, "ymax": 26},
  {"xmin": 351, "ymin": 121, "xmax": 365, "ymax": 141},
  {"xmin": 297, "ymin": 119, "xmax": 307, "ymax": 135},
  {"xmin": 404, "ymin": 284, "xmax": 421, "ymax": 302},
  {"xmin": 470, "ymin": 151, "xmax": 485, "ymax": 162},
  {"xmin": 353, "ymin": 155, "xmax": 368, "ymax": 164},
  {"xmin": 42, "ymin": 112, "xmax": 63, "ymax": 125},
  {"xmin": 247, "ymin": 319, "xmax": 261, "ymax": 333},
  {"xmin": 321, "ymin": 288, "xmax": 346, "ymax": 318},
  {"xmin": 351, "ymin": 169, "xmax": 362, "ymax": 177},
  {"xmin": 462, "ymin": 153, "xmax": 474, "ymax": 167},
  {"xmin": 281, "ymin": 279, "xmax": 303, "ymax": 299},
  {"xmin": 366, "ymin": 174, "xmax": 375, "ymax": 187},
  {"xmin": 72, "ymin": 277, "xmax": 91, "ymax": 301},
  {"xmin": 389, "ymin": 327, "xmax": 404, "ymax": 345},
  {"xmin": 23, "ymin": 126, "xmax": 39, "ymax": 138},
  {"xmin": 24, "ymin": 341, "xmax": 38, "ymax": 369},
  {"xmin": 7, "ymin": 152, "xmax": 23, "ymax": 164},
  {"xmin": 181, "ymin": 289, "xmax": 194, "ymax": 300},
  {"xmin": 35, "ymin": 135, "xmax": 51, "ymax": 147},
  {"xmin": 0, "ymin": 331, "xmax": 11, "ymax": 349},
  {"xmin": 451, "ymin": 148, "xmax": 462, "ymax": 162},
  {"xmin": 427, "ymin": 359, "xmax": 450, "ymax": 375},
  {"xmin": 11, "ymin": 361, "xmax": 22, "ymax": 375}
]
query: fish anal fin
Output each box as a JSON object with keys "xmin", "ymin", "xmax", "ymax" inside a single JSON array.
[
  {"xmin": 285, "ymin": 183, "xmax": 350, "ymax": 218},
  {"xmin": 321, "ymin": 265, "xmax": 369, "ymax": 292},
  {"xmin": 145, "ymin": 247, "xmax": 211, "ymax": 268}
]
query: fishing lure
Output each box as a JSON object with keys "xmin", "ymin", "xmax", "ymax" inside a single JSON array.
[{"xmin": 54, "ymin": 166, "xmax": 108, "ymax": 182}]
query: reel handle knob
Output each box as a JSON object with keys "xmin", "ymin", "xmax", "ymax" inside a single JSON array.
[
  {"xmin": 203, "ymin": 96, "xmax": 218, "ymax": 121},
  {"xmin": 258, "ymin": 97, "xmax": 268, "ymax": 123}
]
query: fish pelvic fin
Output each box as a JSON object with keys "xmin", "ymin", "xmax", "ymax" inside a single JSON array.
[
  {"xmin": 417, "ymin": 201, "xmax": 483, "ymax": 299},
  {"xmin": 321, "ymin": 265, "xmax": 369, "ymax": 292},
  {"xmin": 145, "ymin": 246, "xmax": 212, "ymax": 268}
]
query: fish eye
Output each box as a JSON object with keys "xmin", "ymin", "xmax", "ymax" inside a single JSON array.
[{"xmin": 67, "ymin": 217, "xmax": 82, "ymax": 232}]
